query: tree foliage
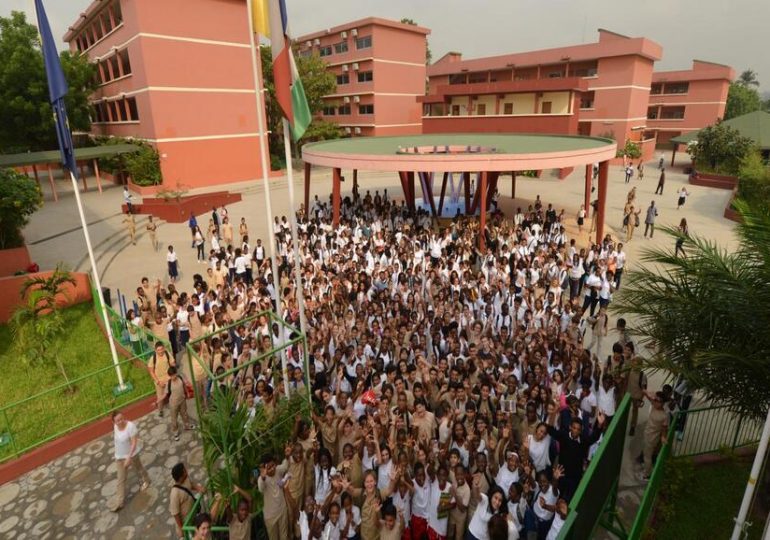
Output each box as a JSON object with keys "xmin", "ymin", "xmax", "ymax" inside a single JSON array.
[
  {"xmin": 617, "ymin": 139, "xmax": 642, "ymax": 159},
  {"xmin": 612, "ymin": 200, "xmax": 770, "ymax": 418},
  {"xmin": 260, "ymin": 45, "xmax": 337, "ymax": 162},
  {"xmin": 725, "ymin": 81, "xmax": 761, "ymax": 120},
  {"xmin": 687, "ymin": 121, "xmax": 754, "ymax": 174},
  {"xmin": 0, "ymin": 168, "xmax": 43, "ymax": 249},
  {"xmin": 737, "ymin": 69, "xmax": 760, "ymax": 88},
  {"xmin": 737, "ymin": 150, "xmax": 770, "ymax": 207},
  {"xmin": 95, "ymin": 137, "xmax": 162, "ymax": 186},
  {"xmin": 0, "ymin": 11, "xmax": 97, "ymax": 153}
]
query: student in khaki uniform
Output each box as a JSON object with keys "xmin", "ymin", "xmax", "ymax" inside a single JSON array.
[
  {"xmin": 447, "ymin": 465, "xmax": 471, "ymax": 540},
  {"xmin": 626, "ymin": 354, "xmax": 647, "ymax": 436},
  {"xmin": 257, "ymin": 453, "xmax": 290, "ymax": 540},
  {"xmin": 166, "ymin": 367, "xmax": 194, "ymax": 441},
  {"xmin": 146, "ymin": 216, "xmax": 158, "ymax": 251},
  {"xmin": 148, "ymin": 342, "xmax": 175, "ymax": 416},
  {"xmin": 110, "ymin": 411, "xmax": 150, "ymax": 512},
  {"xmin": 169, "ymin": 463, "xmax": 205, "ymax": 539},
  {"xmin": 641, "ymin": 391, "xmax": 669, "ymax": 481},
  {"xmin": 123, "ymin": 213, "xmax": 136, "ymax": 245},
  {"xmin": 379, "ymin": 505, "xmax": 405, "ymax": 540},
  {"xmin": 210, "ymin": 484, "xmax": 254, "ymax": 540}
]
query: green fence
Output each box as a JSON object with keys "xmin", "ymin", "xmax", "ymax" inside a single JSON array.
[
  {"xmin": 0, "ymin": 354, "xmax": 155, "ymax": 463},
  {"xmin": 627, "ymin": 404, "xmax": 764, "ymax": 538}
]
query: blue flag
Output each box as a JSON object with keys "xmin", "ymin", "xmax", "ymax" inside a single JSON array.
[{"xmin": 34, "ymin": 0, "xmax": 79, "ymax": 180}]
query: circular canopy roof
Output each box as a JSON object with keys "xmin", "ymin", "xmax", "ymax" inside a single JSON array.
[{"xmin": 302, "ymin": 133, "xmax": 616, "ymax": 172}]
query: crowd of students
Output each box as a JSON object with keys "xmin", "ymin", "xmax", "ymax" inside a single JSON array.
[{"xmin": 131, "ymin": 190, "xmax": 653, "ymax": 540}]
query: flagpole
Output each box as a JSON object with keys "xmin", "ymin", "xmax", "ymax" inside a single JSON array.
[
  {"xmin": 281, "ymin": 118, "xmax": 311, "ymax": 409},
  {"xmin": 246, "ymin": 0, "xmax": 289, "ymax": 396},
  {"xmin": 70, "ymin": 171, "xmax": 126, "ymax": 390}
]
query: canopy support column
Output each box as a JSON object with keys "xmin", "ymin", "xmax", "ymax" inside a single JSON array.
[
  {"xmin": 584, "ymin": 164, "xmax": 592, "ymax": 212},
  {"xmin": 332, "ymin": 167, "xmax": 341, "ymax": 228},
  {"xmin": 304, "ymin": 162, "xmax": 311, "ymax": 218},
  {"xmin": 438, "ymin": 172, "xmax": 448, "ymax": 217},
  {"xmin": 596, "ymin": 160, "xmax": 609, "ymax": 243},
  {"xmin": 479, "ymin": 171, "xmax": 488, "ymax": 252}
]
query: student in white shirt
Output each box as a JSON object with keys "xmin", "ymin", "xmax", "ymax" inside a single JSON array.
[{"xmin": 467, "ymin": 483, "xmax": 507, "ymax": 540}]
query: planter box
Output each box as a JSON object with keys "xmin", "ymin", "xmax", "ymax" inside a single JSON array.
[
  {"xmin": 724, "ymin": 188, "xmax": 742, "ymax": 223},
  {"xmin": 690, "ymin": 172, "xmax": 738, "ymax": 190},
  {"xmin": 0, "ymin": 246, "xmax": 32, "ymax": 278},
  {"xmin": 127, "ymin": 179, "xmax": 163, "ymax": 197},
  {"xmin": 122, "ymin": 191, "xmax": 243, "ymax": 223},
  {"xmin": 0, "ymin": 271, "xmax": 91, "ymax": 323}
]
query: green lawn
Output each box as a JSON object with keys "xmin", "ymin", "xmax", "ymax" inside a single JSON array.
[
  {"xmin": 0, "ymin": 303, "xmax": 154, "ymax": 462},
  {"xmin": 654, "ymin": 457, "xmax": 763, "ymax": 540}
]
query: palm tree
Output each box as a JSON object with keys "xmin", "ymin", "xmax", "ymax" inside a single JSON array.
[
  {"xmin": 611, "ymin": 200, "xmax": 770, "ymax": 419},
  {"xmin": 738, "ymin": 69, "xmax": 760, "ymax": 88},
  {"xmin": 20, "ymin": 264, "xmax": 75, "ymax": 308}
]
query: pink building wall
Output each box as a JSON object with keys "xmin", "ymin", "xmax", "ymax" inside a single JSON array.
[
  {"xmin": 65, "ymin": 0, "xmax": 271, "ymax": 190},
  {"xmin": 647, "ymin": 60, "xmax": 734, "ymax": 146},
  {"xmin": 296, "ymin": 18, "xmax": 428, "ymax": 137}
]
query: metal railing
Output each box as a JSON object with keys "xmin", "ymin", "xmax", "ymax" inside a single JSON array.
[
  {"xmin": 628, "ymin": 404, "xmax": 763, "ymax": 538},
  {"xmin": 0, "ymin": 353, "xmax": 155, "ymax": 463}
]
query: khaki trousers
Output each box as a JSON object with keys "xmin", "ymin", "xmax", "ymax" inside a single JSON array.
[
  {"xmin": 265, "ymin": 511, "xmax": 289, "ymax": 540},
  {"xmin": 169, "ymin": 398, "xmax": 190, "ymax": 434},
  {"xmin": 114, "ymin": 456, "xmax": 150, "ymax": 509}
]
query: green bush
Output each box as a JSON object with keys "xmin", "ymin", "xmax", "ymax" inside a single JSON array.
[
  {"xmin": 617, "ymin": 139, "xmax": 642, "ymax": 159},
  {"xmin": 0, "ymin": 168, "xmax": 43, "ymax": 249},
  {"xmin": 737, "ymin": 151, "xmax": 770, "ymax": 207},
  {"xmin": 94, "ymin": 137, "xmax": 162, "ymax": 186},
  {"xmin": 688, "ymin": 122, "xmax": 755, "ymax": 175}
]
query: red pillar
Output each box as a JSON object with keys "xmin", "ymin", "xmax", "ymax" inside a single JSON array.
[
  {"xmin": 407, "ymin": 171, "xmax": 415, "ymax": 211},
  {"xmin": 671, "ymin": 145, "xmax": 677, "ymax": 167},
  {"xmin": 511, "ymin": 172, "xmax": 516, "ymax": 199},
  {"xmin": 438, "ymin": 172, "xmax": 448, "ymax": 217},
  {"xmin": 332, "ymin": 167, "xmax": 341, "ymax": 228},
  {"xmin": 303, "ymin": 162, "xmax": 311, "ymax": 218},
  {"xmin": 584, "ymin": 164, "xmax": 592, "ymax": 212},
  {"xmin": 352, "ymin": 169, "xmax": 358, "ymax": 199},
  {"xmin": 479, "ymin": 171, "xmax": 488, "ymax": 252},
  {"xmin": 596, "ymin": 161, "xmax": 609, "ymax": 244}
]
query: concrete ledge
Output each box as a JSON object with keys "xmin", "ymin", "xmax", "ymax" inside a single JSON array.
[
  {"xmin": 690, "ymin": 172, "xmax": 738, "ymax": 190},
  {"xmin": 0, "ymin": 246, "xmax": 32, "ymax": 277}
]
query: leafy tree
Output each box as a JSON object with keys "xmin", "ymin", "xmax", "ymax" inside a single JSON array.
[
  {"xmin": 617, "ymin": 139, "xmax": 642, "ymax": 159},
  {"xmin": 95, "ymin": 137, "xmax": 161, "ymax": 186},
  {"xmin": 299, "ymin": 119, "xmax": 343, "ymax": 145},
  {"xmin": 12, "ymin": 266, "xmax": 77, "ymax": 390},
  {"xmin": 737, "ymin": 69, "xmax": 760, "ymax": 88},
  {"xmin": 401, "ymin": 18, "xmax": 432, "ymax": 64},
  {"xmin": 612, "ymin": 200, "xmax": 770, "ymax": 418},
  {"xmin": 687, "ymin": 121, "xmax": 754, "ymax": 174},
  {"xmin": 737, "ymin": 150, "xmax": 770, "ymax": 206},
  {"xmin": 725, "ymin": 82, "xmax": 761, "ymax": 120},
  {"xmin": 0, "ymin": 11, "xmax": 97, "ymax": 153},
  {"xmin": 0, "ymin": 168, "xmax": 43, "ymax": 249}
]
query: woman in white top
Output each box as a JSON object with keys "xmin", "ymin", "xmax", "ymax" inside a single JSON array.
[
  {"xmin": 166, "ymin": 245, "xmax": 179, "ymax": 283},
  {"xmin": 467, "ymin": 482, "xmax": 507, "ymax": 540},
  {"xmin": 109, "ymin": 411, "xmax": 150, "ymax": 512},
  {"xmin": 525, "ymin": 423, "xmax": 552, "ymax": 473}
]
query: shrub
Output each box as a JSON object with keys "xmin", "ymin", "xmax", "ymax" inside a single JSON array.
[
  {"xmin": 0, "ymin": 168, "xmax": 43, "ymax": 249},
  {"xmin": 737, "ymin": 150, "xmax": 770, "ymax": 207},
  {"xmin": 94, "ymin": 137, "xmax": 162, "ymax": 186},
  {"xmin": 617, "ymin": 139, "xmax": 642, "ymax": 159}
]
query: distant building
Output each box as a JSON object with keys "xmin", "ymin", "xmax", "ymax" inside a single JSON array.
[
  {"xmin": 422, "ymin": 29, "xmax": 663, "ymax": 158},
  {"xmin": 646, "ymin": 60, "xmax": 735, "ymax": 147},
  {"xmin": 295, "ymin": 18, "xmax": 429, "ymax": 137},
  {"xmin": 64, "ymin": 0, "xmax": 270, "ymax": 189}
]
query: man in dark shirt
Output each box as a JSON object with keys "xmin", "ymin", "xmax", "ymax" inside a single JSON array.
[{"xmin": 546, "ymin": 413, "xmax": 606, "ymax": 501}]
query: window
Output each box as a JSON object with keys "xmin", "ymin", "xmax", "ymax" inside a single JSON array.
[
  {"xmin": 322, "ymin": 106, "xmax": 336, "ymax": 116},
  {"xmin": 299, "ymin": 49, "xmax": 311, "ymax": 58},
  {"xmin": 665, "ymin": 82, "xmax": 689, "ymax": 94},
  {"xmin": 357, "ymin": 71, "xmax": 373, "ymax": 83},
  {"xmin": 334, "ymin": 41, "xmax": 348, "ymax": 54},
  {"xmin": 548, "ymin": 72, "xmax": 563, "ymax": 78},
  {"xmin": 503, "ymin": 103, "xmax": 513, "ymax": 115},
  {"xmin": 337, "ymin": 73, "xmax": 349, "ymax": 85},
  {"xmin": 126, "ymin": 97, "xmax": 139, "ymax": 121},
  {"xmin": 112, "ymin": 1, "xmax": 123, "ymax": 24},
  {"xmin": 359, "ymin": 104, "xmax": 374, "ymax": 115},
  {"xmin": 451, "ymin": 105, "xmax": 460, "ymax": 116},
  {"xmin": 468, "ymin": 72, "xmax": 487, "ymax": 84},
  {"xmin": 580, "ymin": 98, "xmax": 594, "ymax": 109},
  {"xmin": 660, "ymin": 106, "xmax": 685, "ymax": 119},
  {"xmin": 338, "ymin": 104, "xmax": 351, "ymax": 115},
  {"xmin": 650, "ymin": 84, "xmax": 662, "ymax": 95},
  {"xmin": 355, "ymin": 36, "xmax": 372, "ymax": 49},
  {"xmin": 647, "ymin": 107, "xmax": 658, "ymax": 119},
  {"xmin": 541, "ymin": 101, "xmax": 552, "ymax": 114},
  {"xmin": 476, "ymin": 103, "xmax": 486, "ymax": 115},
  {"xmin": 108, "ymin": 101, "xmax": 119, "ymax": 122},
  {"xmin": 319, "ymin": 45, "xmax": 332, "ymax": 57},
  {"xmin": 448, "ymin": 74, "xmax": 467, "ymax": 85},
  {"xmin": 109, "ymin": 55, "xmax": 121, "ymax": 78},
  {"xmin": 118, "ymin": 49, "xmax": 132, "ymax": 76},
  {"xmin": 73, "ymin": 1, "xmax": 123, "ymax": 52}
]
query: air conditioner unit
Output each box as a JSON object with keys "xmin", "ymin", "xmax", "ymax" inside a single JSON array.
[
  {"xmin": 353, "ymin": 96, "xmax": 360, "ymax": 103},
  {"xmin": 313, "ymin": 38, "xmax": 320, "ymax": 45},
  {"xmin": 343, "ymin": 96, "xmax": 351, "ymax": 103},
  {"xmin": 345, "ymin": 127, "xmax": 352, "ymax": 134},
  {"xmin": 341, "ymin": 31, "xmax": 347, "ymax": 39},
  {"xmin": 351, "ymin": 28, "xmax": 358, "ymax": 37},
  {"xmin": 352, "ymin": 62, "xmax": 359, "ymax": 70},
  {"xmin": 342, "ymin": 64, "xmax": 349, "ymax": 72},
  {"xmin": 305, "ymin": 41, "xmax": 312, "ymax": 48},
  {"xmin": 354, "ymin": 127, "xmax": 361, "ymax": 134}
]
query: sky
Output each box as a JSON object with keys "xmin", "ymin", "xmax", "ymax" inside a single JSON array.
[{"xmin": 4, "ymin": 0, "xmax": 768, "ymax": 93}]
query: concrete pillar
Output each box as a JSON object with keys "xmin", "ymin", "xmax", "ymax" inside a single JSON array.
[
  {"xmin": 304, "ymin": 162, "xmax": 311, "ymax": 218},
  {"xmin": 479, "ymin": 171, "xmax": 488, "ymax": 252},
  {"xmin": 596, "ymin": 161, "xmax": 609, "ymax": 243},
  {"xmin": 584, "ymin": 164, "xmax": 592, "ymax": 212},
  {"xmin": 332, "ymin": 167, "xmax": 341, "ymax": 228}
]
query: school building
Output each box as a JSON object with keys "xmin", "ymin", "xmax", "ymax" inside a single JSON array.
[
  {"xmin": 63, "ymin": 0, "xmax": 270, "ymax": 189},
  {"xmin": 295, "ymin": 18, "xmax": 429, "ymax": 137}
]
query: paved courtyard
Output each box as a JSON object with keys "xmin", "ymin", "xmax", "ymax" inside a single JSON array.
[{"xmin": 1, "ymin": 151, "xmax": 738, "ymax": 537}]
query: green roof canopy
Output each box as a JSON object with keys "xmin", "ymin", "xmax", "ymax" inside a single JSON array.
[
  {"xmin": 0, "ymin": 144, "xmax": 141, "ymax": 168},
  {"xmin": 671, "ymin": 111, "xmax": 770, "ymax": 149}
]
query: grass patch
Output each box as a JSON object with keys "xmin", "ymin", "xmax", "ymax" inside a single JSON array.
[
  {"xmin": 0, "ymin": 303, "xmax": 154, "ymax": 462},
  {"xmin": 652, "ymin": 456, "xmax": 763, "ymax": 540}
]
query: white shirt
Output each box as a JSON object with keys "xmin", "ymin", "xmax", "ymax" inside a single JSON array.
[
  {"xmin": 468, "ymin": 493, "xmax": 496, "ymax": 540},
  {"xmin": 546, "ymin": 512, "xmax": 566, "ymax": 540},
  {"xmin": 527, "ymin": 434, "xmax": 551, "ymax": 472},
  {"xmin": 113, "ymin": 421, "xmax": 140, "ymax": 459},
  {"xmin": 495, "ymin": 465, "xmax": 520, "ymax": 495},
  {"xmin": 340, "ymin": 506, "xmax": 361, "ymax": 538},
  {"xmin": 411, "ymin": 479, "xmax": 431, "ymax": 518},
  {"xmin": 534, "ymin": 484, "xmax": 557, "ymax": 521},
  {"xmin": 166, "ymin": 251, "xmax": 178, "ymax": 263},
  {"xmin": 427, "ymin": 480, "xmax": 453, "ymax": 536},
  {"xmin": 597, "ymin": 386, "xmax": 616, "ymax": 416}
]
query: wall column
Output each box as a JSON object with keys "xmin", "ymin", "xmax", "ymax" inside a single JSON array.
[
  {"xmin": 332, "ymin": 167, "xmax": 341, "ymax": 228},
  {"xmin": 303, "ymin": 162, "xmax": 311, "ymax": 218},
  {"xmin": 596, "ymin": 161, "xmax": 609, "ymax": 243},
  {"xmin": 479, "ymin": 171, "xmax": 488, "ymax": 252}
]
